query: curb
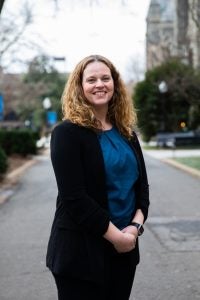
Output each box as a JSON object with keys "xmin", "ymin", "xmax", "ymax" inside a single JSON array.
[
  {"xmin": 6, "ymin": 159, "xmax": 37, "ymax": 181},
  {"xmin": 162, "ymin": 158, "xmax": 200, "ymax": 179},
  {"xmin": 0, "ymin": 158, "xmax": 37, "ymax": 205}
]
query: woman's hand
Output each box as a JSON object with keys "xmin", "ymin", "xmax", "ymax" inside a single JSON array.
[
  {"xmin": 113, "ymin": 231, "xmax": 136, "ymax": 253},
  {"xmin": 122, "ymin": 225, "xmax": 138, "ymax": 240},
  {"xmin": 104, "ymin": 222, "xmax": 136, "ymax": 253}
]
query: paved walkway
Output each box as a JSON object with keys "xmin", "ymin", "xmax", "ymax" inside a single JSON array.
[
  {"xmin": 143, "ymin": 148, "xmax": 200, "ymax": 179},
  {"xmin": 130, "ymin": 153, "xmax": 200, "ymax": 300},
  {"xmin": 0, "ymin": 148, "xmax": 199, "ymax": 300}
]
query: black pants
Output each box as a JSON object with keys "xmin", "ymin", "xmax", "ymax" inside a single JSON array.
[{"xmin": 53, "ymin": 243, "xmax": 136, "ymax": 300}]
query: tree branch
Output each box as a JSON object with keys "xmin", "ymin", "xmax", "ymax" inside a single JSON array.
[{"xmin": 0, "ymin": 0, "xmax": 6, "ymax": 14}]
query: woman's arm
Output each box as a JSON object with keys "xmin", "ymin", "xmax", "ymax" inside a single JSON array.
[
  {"xmin": 50, "ymin": 123, "xmax": 110, "ymax": 235},
  {"xmin": 122, "ymin": 209, "xmax": 144, "ymax": 239},
  {"xmin": 122, "ymin": 133, "xmax": 149, "ymax": 238},
  {"xmin": 131, "ymin": 208, "xmax": 144, "ymax": 224},
  {"xmin": 103, "ymin": 222, "xmax": 136, "ymax": 253},
  {"xmin": 133, "ymin": 133, "xmax": 150, "ymax": 222}
]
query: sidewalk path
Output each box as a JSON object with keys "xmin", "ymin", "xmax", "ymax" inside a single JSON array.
[
  {"xmin": 143, "ymin": 148, "xmax": 200, "ymax": 178},
  {"xmin": 0, "ymin": 153, "xmax": 57, "ymax": 300},
  {"xmin": 130, "ymin": 154, "xmax": 200, "ymax": 300},
  {"xmin": 0, "ymin": 151, "xmax": 199, "ymax": 299}
]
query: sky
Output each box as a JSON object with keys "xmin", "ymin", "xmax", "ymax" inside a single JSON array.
[{"xmin": 2, "ymin": 0, "xmax": 151, "ymax": 81}]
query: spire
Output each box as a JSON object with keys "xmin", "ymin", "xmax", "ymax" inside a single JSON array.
[
  {"xmin": 147, "ymin": 0, "xmax": 175, "ymax": 22},
  {"xmin": 147, "ymin": 0, "xmax": 161, "ymax": 22}
]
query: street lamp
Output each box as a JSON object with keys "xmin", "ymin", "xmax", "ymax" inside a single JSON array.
[
  {"xmin": 53, "ymin": 56, "xmax": 66, "ymax": 73},
  {"xmin": 158, "ymin": 81, "xmax": 168, "ymax": 132},
  {"xmin": 0, "ymin": 93, "xmax": 4, "ymax": 121},
  {"xmin": 42, "ymin": 97, "xmax": 57, "ymax": 129},
  {"xmin": 43, "ymin": 97, "xmax": 52, "ymax": 110},
  {"xmin": 158, "ymin": 81, "xmax": 168, "ymax": 94},
  {"xmin": 42, "ymin": 97, "xmax": 52, "ymax": 135}
]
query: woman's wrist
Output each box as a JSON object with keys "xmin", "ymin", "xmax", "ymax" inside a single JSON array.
[
  {"xmin": 103, "ymin": 222, "xmax": 123, "ymax": 244},
  {"xmin": 132, "ymin": 209, "xmax": 144, "ymax": 224}
]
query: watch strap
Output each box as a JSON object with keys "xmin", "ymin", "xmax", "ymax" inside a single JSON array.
[{"xmin": 130, "ymin": 222, "xmax": 144, "ymax": 236}]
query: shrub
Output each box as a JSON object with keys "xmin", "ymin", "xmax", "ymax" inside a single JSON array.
[
  {"xmin": 0, "ymin": 146, "xmax": 8, "ymax": 175},
  {"xmin": 0, "ymin": 129, "xmax": 38, "ymax": 156},
  {"xmin": 133, "ymin": 59, "xmax": 200, "ymax": 142}
]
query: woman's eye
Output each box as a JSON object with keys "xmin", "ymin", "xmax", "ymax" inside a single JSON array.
[
  {"xmin": 102, "ymin": 77, "xmax": 110, "ymax": 81},
  {"xmin": 87, "ymin": 78, "xmax": 95, "ymax": 83},
  {"xmin": 86, "ymin": 76, "xmax": 110, "ymax": 83}
]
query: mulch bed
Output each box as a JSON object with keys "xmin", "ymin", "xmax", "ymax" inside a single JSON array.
[
  {"xmin": 0, "ymin": 154, "xmax": 32, "ymax": 187},
  {"xmin": 6, "ymin": 155, "xmax": 32, "ymax": 173}
]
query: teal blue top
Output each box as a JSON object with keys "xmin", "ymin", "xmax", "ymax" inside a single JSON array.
[{"xmin": 98, "ymin": 127, "xmax": 139, "ymax": 229}]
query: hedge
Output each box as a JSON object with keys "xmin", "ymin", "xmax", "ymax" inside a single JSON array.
[
  {"xmin": 0, "ymin": 129, "xmax": 39, "ymax": 156},
  {"xmin": 0, "ymin": 146, "xmax": 8, "ymax": 175}
]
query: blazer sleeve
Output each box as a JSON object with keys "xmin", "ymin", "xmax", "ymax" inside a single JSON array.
[
  {"xmin": 133, "ymin": 133, "xmax": 150, "ymax": 222},
  {"xmin": 50, "ymin": 124, "xmax": 110, "ymax": 236}
]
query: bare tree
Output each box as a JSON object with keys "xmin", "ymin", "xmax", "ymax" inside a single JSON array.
[
  {"xmin": 0, "ymin": 2, "xmax": 34, "ymax": 69},
  {"xmin": 0, "ymin": 1, "xmax": 49, "ymax": 71},
  {"xmin": 0, "ymin": 0, "xmax": 6, "ymax": 14},
  {"xmin": 0, "ymin": 5, "xmax": 32, "ymax": 56}
]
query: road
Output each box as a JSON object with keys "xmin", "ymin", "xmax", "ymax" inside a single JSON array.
[
  {"xmin": 131, "ymin": 153, "xmax": 200, "ymax": 300},
  {"xmin": 0, "ymin": 152, "xmax": 199, "ymax": 300},
  {"xmin": 0, "ymin": 154, "xmax": 57, "ymax": 300}
]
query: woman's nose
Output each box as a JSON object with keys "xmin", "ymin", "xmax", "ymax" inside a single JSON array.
[{"xmin": 95, "ymin": 79, "xmax": 104, "ymax": 87}]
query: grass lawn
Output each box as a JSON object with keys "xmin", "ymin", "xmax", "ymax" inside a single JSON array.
[
  {"xmin": 143, "ymin": 145, "xmax": 200, "ymax": 150},
  {"xmin": 173, "ymin": 157, "xmax": 200, "ymax": 171}
]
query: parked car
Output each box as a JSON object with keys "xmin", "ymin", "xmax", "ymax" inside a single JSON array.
[{"xmin": 156, "ymin": 131, "xmax": 200, "ymax": 148}]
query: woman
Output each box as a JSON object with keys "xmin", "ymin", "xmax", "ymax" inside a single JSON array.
[{"xmin": 46, "ymin": 54, "xmax": 149, "ymax": 300}]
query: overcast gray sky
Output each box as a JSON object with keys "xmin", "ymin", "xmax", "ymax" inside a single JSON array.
[{"xmin": 2, "ymin": 0, "xmax": 151, "ymax": 81}]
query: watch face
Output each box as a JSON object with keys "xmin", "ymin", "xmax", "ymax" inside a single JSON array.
[{"xmin": 138, "ymin": 225, "xmax": 144, "ymax": 236}]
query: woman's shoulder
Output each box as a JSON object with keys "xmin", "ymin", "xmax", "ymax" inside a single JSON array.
[
  {"xmin": 52, "ymin": 120, "xmax": 96, "ymax": 138},
  {"xmin": 52, "ymin": 120, "xmax": 83, "ymax": 133},
  {"xmin": 131, "ymin": 130, "xmax": 139, "ymax": 141},
  {"xmin": 130, "ymin": 131, "xmax": 143, "ymax": 148}
]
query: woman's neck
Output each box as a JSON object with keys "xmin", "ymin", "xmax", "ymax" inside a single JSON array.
[{"xmin": 93, "ymin": 106, "xmax": 112, "ymax": 130}]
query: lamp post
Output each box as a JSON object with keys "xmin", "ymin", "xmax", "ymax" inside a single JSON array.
[
  {"xmin": 42, "ymin": 97, "xmax": 52, "ymax": 137},
  {"xmin": 43, "ymin": 97, "xmax": 52, "ymax": 110},
  {"xmin": 42, "ymin": 97, "xmax": 57, "ymax": 129},
  {"xmin": 53, "ymin": 56, "xmax": 66, "ymax": 73},
  {"xmin": 0, "ymin": 93, "xmax": 4, "ymax": 121},
  {"xmin": 158, "ymin": 81, "xmax": 168, "ymax": 132}
]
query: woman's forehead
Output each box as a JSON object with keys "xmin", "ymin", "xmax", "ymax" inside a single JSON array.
[{"xmin": 83, "ymin": 61, "xmax": 111, "ymax": 76}]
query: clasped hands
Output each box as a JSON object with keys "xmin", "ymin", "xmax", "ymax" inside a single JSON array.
[
  {"xmin": 104, "ymin": 222, "xmax": 139, "ymax": 254},
  {"xmin": 113, "ymin": 225, "xmax": 138, "ymax": 253}
]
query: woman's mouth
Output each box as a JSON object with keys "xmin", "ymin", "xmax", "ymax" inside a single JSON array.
[{"xmin": 93, "ymin": 91, "xmax": 106, "ymax": 96}]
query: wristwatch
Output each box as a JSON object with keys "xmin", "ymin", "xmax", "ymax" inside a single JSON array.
[{"xmin": 131, "ymin": 222, "xmax": 144, "ymax": 236}]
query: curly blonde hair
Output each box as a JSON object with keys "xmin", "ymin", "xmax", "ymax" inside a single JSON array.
[{"xmin": 62, "ymin": 54, "xmax": 137, "ymax": 139}]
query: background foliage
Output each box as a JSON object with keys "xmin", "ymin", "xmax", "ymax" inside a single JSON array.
[{"xmin": 133, "ymin": 59, "xmax": 200, "ymax": 142}]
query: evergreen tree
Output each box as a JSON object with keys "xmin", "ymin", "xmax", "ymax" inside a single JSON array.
[{"xmin": 133, "ymin": 59, "xmax": 200, "ymax": 142}]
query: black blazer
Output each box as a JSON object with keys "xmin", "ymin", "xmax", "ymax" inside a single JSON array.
[{"xmin": 46, "ymin": 121, "xmax": 149, "ymax": 283}]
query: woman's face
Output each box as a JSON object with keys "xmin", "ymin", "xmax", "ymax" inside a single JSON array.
[{"xmin": 82, "ymin": 61, "xmax": 114, "ymax": 109}]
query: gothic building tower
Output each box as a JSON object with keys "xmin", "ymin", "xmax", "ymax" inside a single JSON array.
[
  {"xmin": 146, "ymin": 0, "xmax": 200, "ymax": 70},
  {"xmin": 187, "ymin": 0, "xmax": 200, "ymax": 68},
  {"xmin": 146, "ymin": 0, "xmax": 175, "ymax": 70}
]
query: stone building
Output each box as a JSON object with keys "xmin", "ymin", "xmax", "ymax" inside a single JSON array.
[
  {"xmin": 146, "ymin": 0, "xmax": 176, "ymax": 70},
  {"xmin": 146, "ymin": 0, "xmax": 200, "ymax": 69},
  {"xmin": 187, "ymin": 0, "xmax": 200, "ymax": 68}
]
